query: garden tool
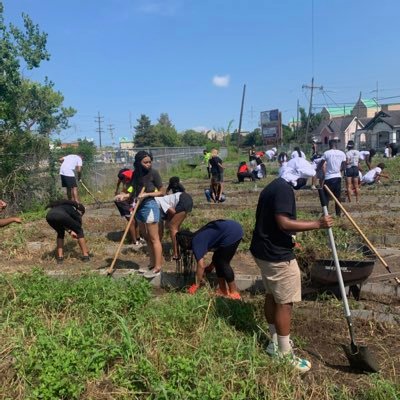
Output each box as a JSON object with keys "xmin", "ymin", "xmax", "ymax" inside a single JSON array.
[
  {"xmin": 318, "ymin": 188, "xmax": 379, "ymax": 373},
  {"xmin": 80, "ymin": 180, "xmax": 102, "ymax": 208},
  {"xmin": 107, "ymin": 188, "xmax": 144, "ymax": 276},
  {"xmin": 323, "ymin": 184, "xmax": 400, "ymax": 285}
]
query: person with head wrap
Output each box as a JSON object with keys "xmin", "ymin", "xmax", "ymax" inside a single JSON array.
[
  {"xmin": 250, "ymin": 160, "xmax": 333, "ymax": 373},
  {"xmin": 46, "ymin": 200, "xmax": 90, "ymax": 264},
  {"xmin": 130, "ymin": 151, "xmax": 165, "ymax": 278}
]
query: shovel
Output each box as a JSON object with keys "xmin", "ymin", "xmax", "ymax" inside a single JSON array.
[
  {"xmin": 323, "ymin": 184, "xmax": 400, "ymax": 285},
  {"xmin": 80, "ymin": 181, "xmax": 102, "ymax": 208},
  {"xmin": 318, "ymin": 188, "xmax": 379, "ymax": 373},
  {"xmin": 106, "ymin": 188, "xmax": 145, "ymax": 276}
]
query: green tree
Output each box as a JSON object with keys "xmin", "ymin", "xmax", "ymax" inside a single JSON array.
[
  {"xmin": 157, "ymin": 112, "xmax": 173, "ymax": 128},
  {"xmin": 181, "ymin": 129, "xmax": 208, "ymax": 146},
  {"xmin": 242, "ymin": 128, "xmax": 263, "ymax": 147},
  {"xmin": 295, "ymin": 107, "xmax": 323, "ymax": 144},
  {"xmin": 133, "ymin": 114, "xmax": 154, "ymax": 147},
  {"xmin": 0, "ymin": 2, "xmax": 75, "ymax": 207},
  {"xmin": 153, "ymin": 124, "xmax": 181, "ymax": 147}
]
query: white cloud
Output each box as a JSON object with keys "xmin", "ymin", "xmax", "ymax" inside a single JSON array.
[{"xmin": 212, "ymin": 75, "xmax": 230, "ymax": 88}]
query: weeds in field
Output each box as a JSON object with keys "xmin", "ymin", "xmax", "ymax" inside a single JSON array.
[{"xmin": 0, "ymin": 271, "xmax": 399, "ymax": 399}]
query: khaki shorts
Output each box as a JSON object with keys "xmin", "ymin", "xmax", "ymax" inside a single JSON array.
[{"xmin": 253, "ymin": 257, "xmax": 301, "ymax": 304}]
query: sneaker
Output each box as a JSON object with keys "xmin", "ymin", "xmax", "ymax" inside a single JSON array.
[
  {"xmin": 138, "ymin": 265, "xmax": 153, "ymax": 274},
  {"xmin": 266, "ymin": 340, "xmax": 295, "ymax": 357},
  {"xmin": 311, "ymin": 185, "xmax": 317, "ymax": 190},
  {"xmin": 187, "ymin": 283, "xmax": 199, "ymax": 295},
  {"xmin": 81, "ymin": 255, "xmax": 90, "ymax": 262},
  {"xmin": 266, "ymin": 341, "xmax": 278, "ymax": 356},
  {"xmin": 227, "ymin": 292, "xmax": 242, "ymax": 300},
  {"xmin": 143, "ymin": 269, "xmax": 161, "ymax": 279},
  {"xmin": 56, "ymin": 256, "xmax": 64, "ymax": 265},
  {"xmin": 281, "ymin": 352, "xmax": 311, "ymax": 373}
]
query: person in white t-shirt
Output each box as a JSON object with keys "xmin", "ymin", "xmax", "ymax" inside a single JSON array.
[
  {"xmin": 291, "ymin": 147, "xmax": 306, "ymax": 159},
  {"xmin": 361, "ymin": 163, "xmax": 389, "ymax": 185},
  {"xmin": 344, "ymin": 140, "xmax": 360, "ymax": 203},
  {"xmin": 59, "ymin": 154, "xmax": 83, "ymax": 202},
  {"xmin": 265, "ymin": 147, "xmax": 277, "ymax": 161},
  {"xmin": 384, "ymin": 143, "xmax": 392, "ymax": 158},
  {"xmin": 322, "ymin": 139, "xmax": 346, "ymax": 216},
  {"xmin": 359, "ymin": 149, "xmax": 376, "ymax": 171},
  {"xmin": 155, "ymin": 192, "xmax": 193, "ymax": 260}
]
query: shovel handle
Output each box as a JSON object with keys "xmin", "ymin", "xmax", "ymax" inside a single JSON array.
[
  {"xmin": 322, "ymin": 185, "xmax": 392, "ymax": 269},
  {"xmin": 107, "ymin": 188, "xmax": 145, "ymax": 276}
]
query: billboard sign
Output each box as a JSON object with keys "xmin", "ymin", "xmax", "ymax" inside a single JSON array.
[{"xmin": 260, "ymin": 109, "xmax": 281, "ymax": 142}]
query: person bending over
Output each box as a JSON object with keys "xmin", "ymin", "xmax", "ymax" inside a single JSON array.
[
  {"xmin": 361, "ymin": 163, "xmax": 389, "ymax": 185},
  {"xmin": 205, "ymin": 178, "xmax": 225, "ymax": 203},
  {"xmin": 155, "ymin": 192, "xmax": 193, "ymax": 260},
  {"xmin": 237, "ymin": 161, "xmax": 255, "ymax": 183},
  {"xmin": 166, "ymin": 176, "xmax": 186, "ymax": 194},
  {"xmin": 187, "ymin": 219, "xmax": 243, "ymax": 300},
  {"xmin": 59, "ymin": 154, "xmax": 83, "ymax": 202},
  {"xmin": 46, "ymin": 200, "xmax": 90, "ymax": 264}
]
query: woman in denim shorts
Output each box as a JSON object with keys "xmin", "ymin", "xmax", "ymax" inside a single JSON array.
[{"xmin": 130, "ymin": 151, "xmax": 165, "ymax": 278}]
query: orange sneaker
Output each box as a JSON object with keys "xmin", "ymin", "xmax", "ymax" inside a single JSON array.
[
  {"xmin": 215, "ymin": 288, "xmax": 229, "ymax": 297},
  {"xmin": 187, "ymin": 284, "xmax": 200, "ymax": 295},
  {"xmin": 228, "ymin": 292, "xmax": 242, "ymax": 300}
]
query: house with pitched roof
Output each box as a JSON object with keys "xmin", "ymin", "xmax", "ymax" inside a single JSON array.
[{"xmin": 354, "ymin": 109, "xmax": 400, "ymax": 150}]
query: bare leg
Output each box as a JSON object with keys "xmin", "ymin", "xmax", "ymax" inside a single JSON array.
[
  {"xmin": 56, "ymin": 238, "xmax": 64, "ymax": 258},
  {"xmin": 77, "ymin": 237, "xmax": 89, "ymax": 256},
  {"xmin": 66, "ymin": 188, "xmax": 72, "ymax": 200},
  {"xmin": 146, "ymin": 222, "xmax": 163, "ymax": 271},
  {"xmin": 353, "ymin": 177, "xmax": 360, "ymax": 203},
  {"xmin": 264, "ymin": 294, "xmax": 292, "ymax": 336},
  {"xmin": 168, "ymin": 212, "xmax": 187, "ymax": 258},
  {"xmin": 345, "ymin": 177, "xmax": 352, "ymax": 203},
  {"xmin": 71, "ymin": 187, "xmax": 79, "ymax": 202}
]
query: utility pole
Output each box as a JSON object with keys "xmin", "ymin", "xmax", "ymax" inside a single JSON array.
[
  {"xmin": 108, "ymin": 124, "xmax": 116, "ymax": 148},
  {"xmin": 296, "ymin": 99, "xmax": 299, "ymax": 141},
  {"xmin": 95, "ymin": 112, "xmax": 104, "ymax": 149},
  {"xmin": 237, "ymin": 84, "xmax": 246, "ymax": 150},
  {"xmin": 302, "ymin": 77, "xmax": 323, "ymax": 143}
]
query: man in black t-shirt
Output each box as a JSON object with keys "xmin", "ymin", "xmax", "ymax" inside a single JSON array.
[{"xmin": 250, "ymin": 167, "xmax": 333, "ymax": 373}]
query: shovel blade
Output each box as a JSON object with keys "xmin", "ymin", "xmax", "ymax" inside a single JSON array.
[{"xmin": 342, "ymin": 344, "xmax": 379, "ymax": 373}]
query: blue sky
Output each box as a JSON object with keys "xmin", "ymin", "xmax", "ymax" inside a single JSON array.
[{"xmin": 4, "ymin": 0, "xmax": 400, "ymax": 146}]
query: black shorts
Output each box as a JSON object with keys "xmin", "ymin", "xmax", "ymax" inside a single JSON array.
[
  {"xmin": 345, "ymin": 166, "xmax": 359, "ymax": 178},
  {"xmin": 175, "ymin": 192, "xmax": 193, "ymax": 214},
  {"xmin": 61, "ymin": 175, "xmax": 77, "ymax": 188}
]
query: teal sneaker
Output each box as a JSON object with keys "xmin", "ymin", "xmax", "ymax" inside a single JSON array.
[
  {"xmin": 266, "ymin": 341, "xmax": 278, "ymax": 356},
  {"xmin": 282, "ymin": 352, "xmax": 311, "ymax": 373}
]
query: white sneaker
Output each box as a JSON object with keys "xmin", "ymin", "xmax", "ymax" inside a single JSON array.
[
  {"xmin": 138, "ymin": 265, "xmax": 153, "ymax": 274},
  {"xmin": 266, "ymin": 341, "xmax": 278, "ymax": 356},
  {"xmin": 143, "ymin": 269, "xmax": 161, "ymax": 279},
  {"xmin": 283, "ymin": 352, "xmax": 311, "ymax": 373}
]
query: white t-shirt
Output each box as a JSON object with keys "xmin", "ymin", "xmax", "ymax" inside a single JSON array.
[
  {"xmin": 346, "ymin": 149, "xmax": 360, "ymax": 167},
  {"xmin": 291, "ymin": 150, "xmax": 306, "ymax": 159},
  {"xmin": 280, "ymin": 157, "xmax": 315, "ymax": 186},
  {"xmin": 322, "ymin": 149, "xmax": 346, "ymax": 180},
  {"xmin": 265, "ymin": 150, "xmax": 276, "ymax": 160},
  {"xmin": 254, "ymin": 164, "xmax": 264, "ymax": 179},
  {"xmin": 362, "ymin": 167, "xmax": 382, "ymax": 184},
  {"xmin": 59, "ymin": 155, "xmax": 82, "ymax": 177},
  {"xmin": 359, "ymin": 151, "xmax": 370, "ymax": 161},
  {"xmin": 155, "ymin": 193, "xmax": 182, "ymax": 215},
  {"xmin": 384, "ymin": 147, "xmax": 391, "ymax": 157}
]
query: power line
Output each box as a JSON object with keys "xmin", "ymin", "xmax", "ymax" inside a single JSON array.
[{"xmin": 94, "ymin": 112, "xmax": 104, "ymax": 149}]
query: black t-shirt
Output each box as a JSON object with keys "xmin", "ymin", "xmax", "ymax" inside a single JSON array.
[
  {"xmin": 209, "ymin": 156, "xmax": 223, "ymax": 174},
  {"xmin": 250, "ymin": 178, "xmax": 296, "ymax": 262},
  {"xmin": 132, "ymin": 169, "xmax": 163, "ymax": 196}
]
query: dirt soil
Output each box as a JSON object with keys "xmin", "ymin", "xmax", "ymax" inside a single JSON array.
[{"xmin": 1, "ymin": 163, "xmax": 399, "ymax": 391}]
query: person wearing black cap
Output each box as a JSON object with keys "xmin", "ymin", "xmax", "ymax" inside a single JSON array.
[
  {"xmin": 130, "ymin": 151, "xmax": 165, "ymax": 278},
  {"xmin": 46, "ymin": 200, "xmax": 90, "ymax": 264},
  {"xmin": 345, "ymin": 140, "xmax": 360, "ymax": 203}
]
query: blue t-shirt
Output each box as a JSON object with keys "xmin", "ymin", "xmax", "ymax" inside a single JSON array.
[{"xmin": 192, "ymin": 220, "xmax": 243, "ymax": 261}]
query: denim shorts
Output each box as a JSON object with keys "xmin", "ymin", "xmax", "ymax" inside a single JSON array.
[{"xmin": 136, "ymin": 198, "xmax": 160, "ymax": 223}]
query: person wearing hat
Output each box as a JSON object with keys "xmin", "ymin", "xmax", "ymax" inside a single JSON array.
[
  {"xmin": 344, "ymin": 140, "xmax": 360, "ymax": 203},
  {"xmin": 322, "ymin": 139, "xmax": 346, "ymax": 216},
  {"xmin": 46, "ymin": 200, "xmax": 90, "ymax": 264},
  {"xmin": 130, "ymin": 151, "xmax": 165, "ymax": 278},
  {"xmin": 250, "ymin": 160, "xmax": 333, "ymax": 373}
]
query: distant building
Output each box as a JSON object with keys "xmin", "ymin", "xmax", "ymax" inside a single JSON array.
[
  {"xmin": 119, "ymin": 137, "xmax": 134, "ymax": 150},
  {"xmin": 60, "ymin": 142, "xmax": 80, "ymax": 149},
  {"xmin": 355, "ymin": 109, "xmax": 400, "ymax": 150}
]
